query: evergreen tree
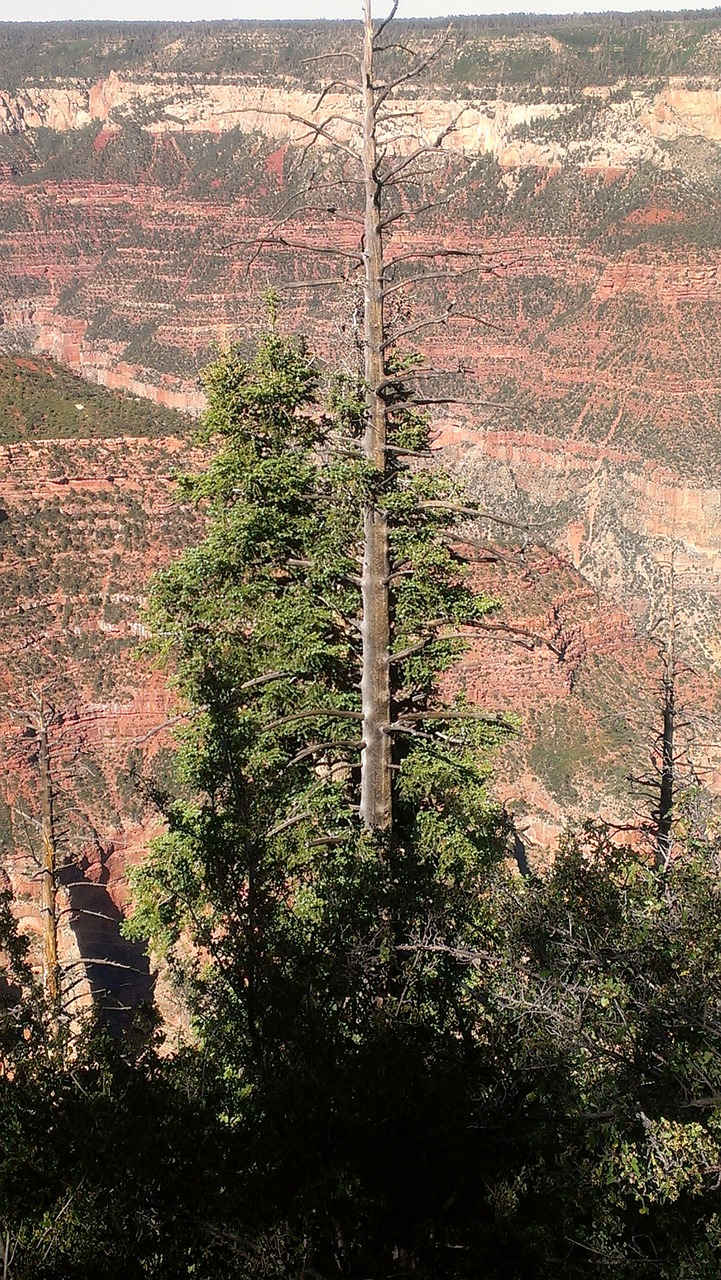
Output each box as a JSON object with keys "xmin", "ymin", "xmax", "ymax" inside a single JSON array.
[{"xmin": 129, "ymin": 317, "xmax": 510, "ymax": 1272}]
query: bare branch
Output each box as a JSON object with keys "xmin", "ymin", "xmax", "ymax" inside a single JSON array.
[
  {"xmin": 383, "ymin": 306, "xmax": 502, "ymax": 352},
  {"xmin": 389, "ymin": 630, "xmax": 477, "ymax": 665},
  {"xmin": 384, "ymin": 443, "xmax": 430, "ymax": 458},
  {"xmin": 235, "ymin": 105, "xmax": 362, "ymax": 163},
  {"xmin": 132, "ymin": 672, "xmax": 295, "ymax": 744},
  {"xmin": 380, "ymin": 111, "xmax": 469, "ymax": 184},
  {"xmin": 266, "ymin": 812, "xmax": 313, "ymax": 839},
  {"xmin": 385, "ymin": 724, "xmax": 467, "ymax": 747},
  {"xmin": 469, "ymin": 620, "xmax": 563, "ymax": 655},
  {"xmin": 390, "ymin": 396, "xmax": 513, "ymax": 410},
  {"xmin": 251, "ymin": 203, "xmax": 365, "ymax": 266},
  {"xmin": 240, "ymin": 670, "xmax": 295, "ymax": 691},
  {"xmin": 63, "ymin": 908, "xmax": 122, "ymax": 924},
  {"xmin": 287, "ymin": 739, "xmax": 363, "ymax": 767},
  {"xmin": 383, "ymin": 247, "xmax": 496, "ymax": 272},
  {"xmin": 264, "ymin": 708, "xmax": 363, "ymax": 732},
  {"xmin": 374, "ymin": 26, "xmax": 451, "ymax": 107},
  {"xmin": 394, "ymin": 710, "xmax": 509, "ymax": 725},
  {"xmin": 301, "ymin": 50, "xmax": 361, "ymax": 66},
  {"xmin": 263, "ymin": 173, "xmax": 366, "ymax": 223},
  {"xmin": 60, "ymin": 880, "xmax": 124, "ymax": 891},
  {"xmin": 379, "ymin": 364, "xmax": 477, "ymax": 390},
  {"xmin": 282, "ymin": 202, "xmax": 365, "ymax": 225},
  {"xmin": 373, "ymin": 0, "xmax": 399, "ymax": 42},
  {"xmin": 373, "ymin": 41, "xmax": 418, "ymax": 56},
  {"xmin": 382, "ymin": 264, "xmax": 500, "ymax": 298},
  {"xmin": 418, "ymin": 501, "xmax": 533, "ymax": 534},
  {"xmin": 396, "ymin": 941, "xmax": 501, "ymax": 965},
  {"xmin": 439, "ymin": 530, "xmax": 525, "ymax": 567},
  {"xmin": 223, "ymin": 234, "xmax": 363, "ymax": 264},
  {"xmin": 59, "ymin": 957, "xmax": 148, "ymax": 974},
  {"xmin": 380, "ymin": 193, "xmax": 454, "ymax": 231},
  {"xmin": 382, "ymin": 307, "xmax": 454, "ymax": 350},
  {"xmin": 314, "ymin": 80, "xmax": 361, "ymax": 112},
  {"xmin": 438, "ymin": 309, "xmax": 502, "ymax": 332},
  {"xmin": 374, "ymin": 109, "xmax": 433, "ymax": 127},
  {"xmin": 277, "ymin": 277, "xmax": 351, "ymax": 291}
]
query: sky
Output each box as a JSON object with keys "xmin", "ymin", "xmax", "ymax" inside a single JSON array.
[{"xmin": 4, "ymin": 0, "xmax": 721, "ymax": 22}]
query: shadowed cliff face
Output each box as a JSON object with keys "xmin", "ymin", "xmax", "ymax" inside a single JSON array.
[{"xmin": 0, "ymin": 14, "xmax": 720, "ymax": 864}]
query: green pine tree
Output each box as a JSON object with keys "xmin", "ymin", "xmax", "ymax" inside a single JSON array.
[{"xmin": 128, "ymin": 319, "xmax": 509, "ymax": 1271}]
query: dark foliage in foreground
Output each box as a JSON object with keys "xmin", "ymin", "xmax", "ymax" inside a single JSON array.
[{"xmin": 4, "ymin": 829, "xmax": 721, "ymax": 1278}]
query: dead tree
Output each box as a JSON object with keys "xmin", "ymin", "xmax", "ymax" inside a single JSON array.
[
  {"xmin": 655, "ymin": 604, "xmax": 676, "ymax": 870},
  {"xmin": 359, "ymin": 1, "xmax": 393, "ymax": 829},
  {"xmin": 2, "ymin": 694, "xmax": 61, "ymax": 1015},
  {"xmin": 227, "ymin": 0, "xmax": 520, "ymax": 833},
  {"xmin": 36, "ymin": 698, "xmax": 60, "ymax": 1012},
  {"xmin": 1, "ymin": 694, "xmax": 149, "ymax": 1029},
  {"xmin": 647, "ymin": 555, "xmax": 721, "ymax": 867},
  {"xmin": 629, "ymin": 549, "xmax": 712, "ymax": 869}
]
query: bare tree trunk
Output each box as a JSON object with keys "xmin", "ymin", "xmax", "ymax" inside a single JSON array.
[
  {"xmin": 657, "ymin": 655, "xmax": 675, "ymax": 869},
  {"xmin": 38, "ymin": 703, "xmax": 59, "ymax": 1012},
  {"xmin": 224, "ymin": 2, "xmax": 488, "ymax": 830},
  {"xmin": 657, "ymin": 617, "xmax": 675, "ymax": 871},
  {"xmin": 359, "ymin": 0, "xmax": 392, "ymax": 832}
]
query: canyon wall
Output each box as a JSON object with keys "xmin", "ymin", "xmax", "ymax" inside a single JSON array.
[
  {"xmin": 0, "ymin": 355, "xmax": 203, "ymax": 1021},
  {"xmin": 1, "ymin": 13, "xmax": 721, "ymax": 917}
]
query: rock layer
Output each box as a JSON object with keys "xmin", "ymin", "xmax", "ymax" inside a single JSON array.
[{"xmin": 1, "ymin": 14, "xmax": 721, "ymax": 869}]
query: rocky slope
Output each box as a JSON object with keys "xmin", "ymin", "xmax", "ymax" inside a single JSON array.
[
  {"xmin": 0, "ymin": 354, "xmax": 202, "ymax": 1020},
  {"xmin": 0, "ymin": 13, "xmax": 720, "ymax": 869}
]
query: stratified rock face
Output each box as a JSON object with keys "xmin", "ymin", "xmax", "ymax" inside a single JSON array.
[
  {"xmin": 0, "ymin": 354, "xmax": 203, "ymax": 1020},
  {"xmin": 0, "ymin": 14, "xmax": 720, "ymax": 857}
]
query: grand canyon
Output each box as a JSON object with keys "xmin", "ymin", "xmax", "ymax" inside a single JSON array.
[{"xmin": 1, "ymin": 11, "xmax": 721, "ymax": 1007}]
